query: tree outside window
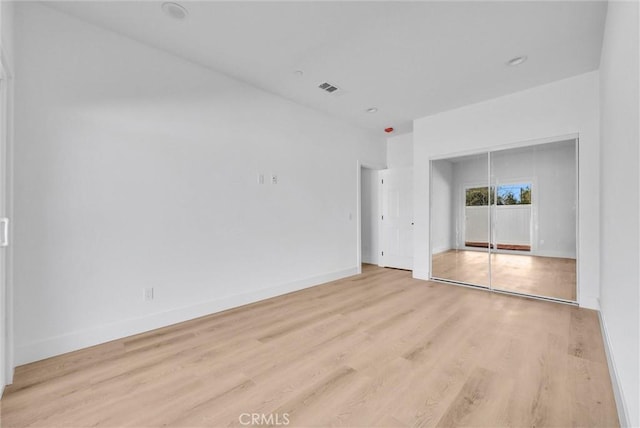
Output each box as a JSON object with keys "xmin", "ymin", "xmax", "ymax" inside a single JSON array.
[
  {"xmin": 496, "ymin": 183, "xmax": 531, "ymax": 205},
  {"xmin": 465, "ymin": 186, "xmax": 494, "ymax": 206},
  {"xmin": 466, "ymin": 183, "xmax": 531, "ymax": 206}
]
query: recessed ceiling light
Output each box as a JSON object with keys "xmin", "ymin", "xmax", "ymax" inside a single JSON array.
[
  {"xmin": 507, "ymin": 55, "xmax": 528, "ymax": 66},
  {"xmin": 162, "ymin": 2, "xmax": 188, "ymax": 20},
  {"xmin": 366, "ymin": 107, "xmax": 378, "ymax": 114}
]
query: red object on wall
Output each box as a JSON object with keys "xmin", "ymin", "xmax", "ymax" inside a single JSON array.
[{"xmin": 384, "ymin": 127, "xmax": 394, "ymax": 133}]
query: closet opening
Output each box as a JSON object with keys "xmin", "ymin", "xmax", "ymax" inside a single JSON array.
[{"xmin": 429, "ymin": 138, "xmax": 578, "ymax": 303}]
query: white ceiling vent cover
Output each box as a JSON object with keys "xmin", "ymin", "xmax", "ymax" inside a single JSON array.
[{"xmin": 318, "ymin": 82, "xmax": 340, "ymax": 94}]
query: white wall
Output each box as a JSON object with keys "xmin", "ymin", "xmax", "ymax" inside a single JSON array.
[
  {"xmin": 0, "ymin": 0, "xmax": 14, "ymax": 395},
  {"xmin": 493, "ymin": 142, "xmax": 576, "ymax": 258},
  {"xmin": 449, "ymin": 153, "xmax": 489, "ymax": 251},
  {"xmin": 0, "ymin": 1, "xmax": 14, "ymax": 65},
  {"xmin": 414, "ymin": 71, "xmax": 600, "ymax": 309},
  {"xmin": 387, "ymin": 133, "xmax": 413, "ymax": 168},
  {"xmin": 361, "ymin": 168, "xmax": 380, "ymax": 265},
  {"xmin": 449, "ymin": 141, "xmax": 577, "ymax": 258},
  {"xmin": 12, "ymin": 3, "xmax": 385, "ymax": 364},
  {"xmin": 599, "ymin": 1, "xmax": 640, "ymax": 425},
  {"xmin": 430, "ymin": 159, "xmax": 453, "ymax": 254}
]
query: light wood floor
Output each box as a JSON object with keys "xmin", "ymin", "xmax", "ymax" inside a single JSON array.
[
  {"xmin": 0, "ymin": 265, "xmax": 616, "ymax": 427},
  {"xmin": 432, "ymin": 250, "xmax": 577, "ymax": 301}
]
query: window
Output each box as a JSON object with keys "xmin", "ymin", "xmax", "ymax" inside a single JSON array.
[
  {"xmin": 496, "ymin": 183, "xmax": 531, "ymax": 205},
  {"xmin": 465, "ymin": 186, "xmax": 494, "ymax": 206},
  {"xmin": 465, "ymin": 184, "xmax": 531, "ymax": 206}
]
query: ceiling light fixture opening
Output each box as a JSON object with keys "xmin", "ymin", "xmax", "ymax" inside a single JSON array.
[
  {"xmin": 162, "ymin": 2, "xmax": 188, "ymax": 20},
  {"xmin": 507, "ymin": 55, "xmax": 527, "ymax": 66},
  {"xmin": 366, "ymin": 107, "xmax": 378, "ymax": 114}
]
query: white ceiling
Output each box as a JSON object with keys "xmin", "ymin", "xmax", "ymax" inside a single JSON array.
[{"xmin": 45, "ymin": 1, "xmax": 608, "ymax": 136}]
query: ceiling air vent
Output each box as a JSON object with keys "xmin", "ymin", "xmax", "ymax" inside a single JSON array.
[{"xmin": 318, "ymin": 82, "xmax": 340, "ymax": 94}]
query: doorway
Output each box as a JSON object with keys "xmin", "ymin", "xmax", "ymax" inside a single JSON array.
[
  {"xmin": 360, "ymin": 166, "xmax": 381, "ymax": 267},
  {"xmin": 358, "ymin": 164, "xmax": 413, "ymax": 272},
  {"xmin": 463, "ymin": 182, "xmax": 532, "ymax": 251},
  {"xmin": 379, "ymin": 167, "xmax": 413, "ymax": 271}
]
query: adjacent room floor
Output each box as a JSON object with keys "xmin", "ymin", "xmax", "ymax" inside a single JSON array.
[
  {"xmin": 432, "ymin": 249, "xmax": 577, "ymax": 301},
  {"xmin": 0, "ymin": 265, "xmax": 615, "ymax": 427}
]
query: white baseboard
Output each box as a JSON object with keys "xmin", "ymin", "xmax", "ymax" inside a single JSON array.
[
  {"xmin": 362, "ymin": 254, "xmax": 379, "ymax": 265},
  {"xmin": 533, "ymin": 250, "xmax": 577, "ymax": 259},
  {"xmin": 413, "ymin": 269, "xmax": 429, "ymax": 281},
  {"xmin": 598, "ymin": 310, "xmax": 629, "ymax": 427},
  {"xmin": 431, "ymin": 246, "xmax": 452, "ymax": 255},
  {"xmin": 579, "ymin": 295, "xmax": 600, "ymax": 310},
  {"xmin": 15, "ymin": 267, "xmax": 359, "ymax": 366}
]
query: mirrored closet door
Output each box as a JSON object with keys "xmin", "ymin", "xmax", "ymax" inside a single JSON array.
[
  {"xmin": 430, "ymin": 153, "xmax": 490, "ymax": 288},
  {"xmin": 430, "ymin": 138, "xmax": 578, "ymax": 303}
]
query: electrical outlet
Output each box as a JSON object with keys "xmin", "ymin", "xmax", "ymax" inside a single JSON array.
[
  {"xmin": 144, "ymin": 287, "xmax": 154, "ymax": 301},
  {"xmin": 271, "ymin": 174, "xmax": 278, "ymax": 185}
]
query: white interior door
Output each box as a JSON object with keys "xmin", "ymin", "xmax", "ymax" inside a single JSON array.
[{"xmin": 380, "ymin": 168, "xmax": 413, "ymax": 270}]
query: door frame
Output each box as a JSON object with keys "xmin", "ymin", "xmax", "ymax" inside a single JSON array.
[{"xmin": 356, "ymin": 161, "xmax": 386, "ymax": 274}]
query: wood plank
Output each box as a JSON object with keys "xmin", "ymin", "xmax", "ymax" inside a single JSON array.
[
  {"xmin": 0, "ymin": 265, "xmax": 618, "ymax": 427},
  {"xmin": 432, "ymin": 249, "xmax": 577, "ymax": 301}
]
